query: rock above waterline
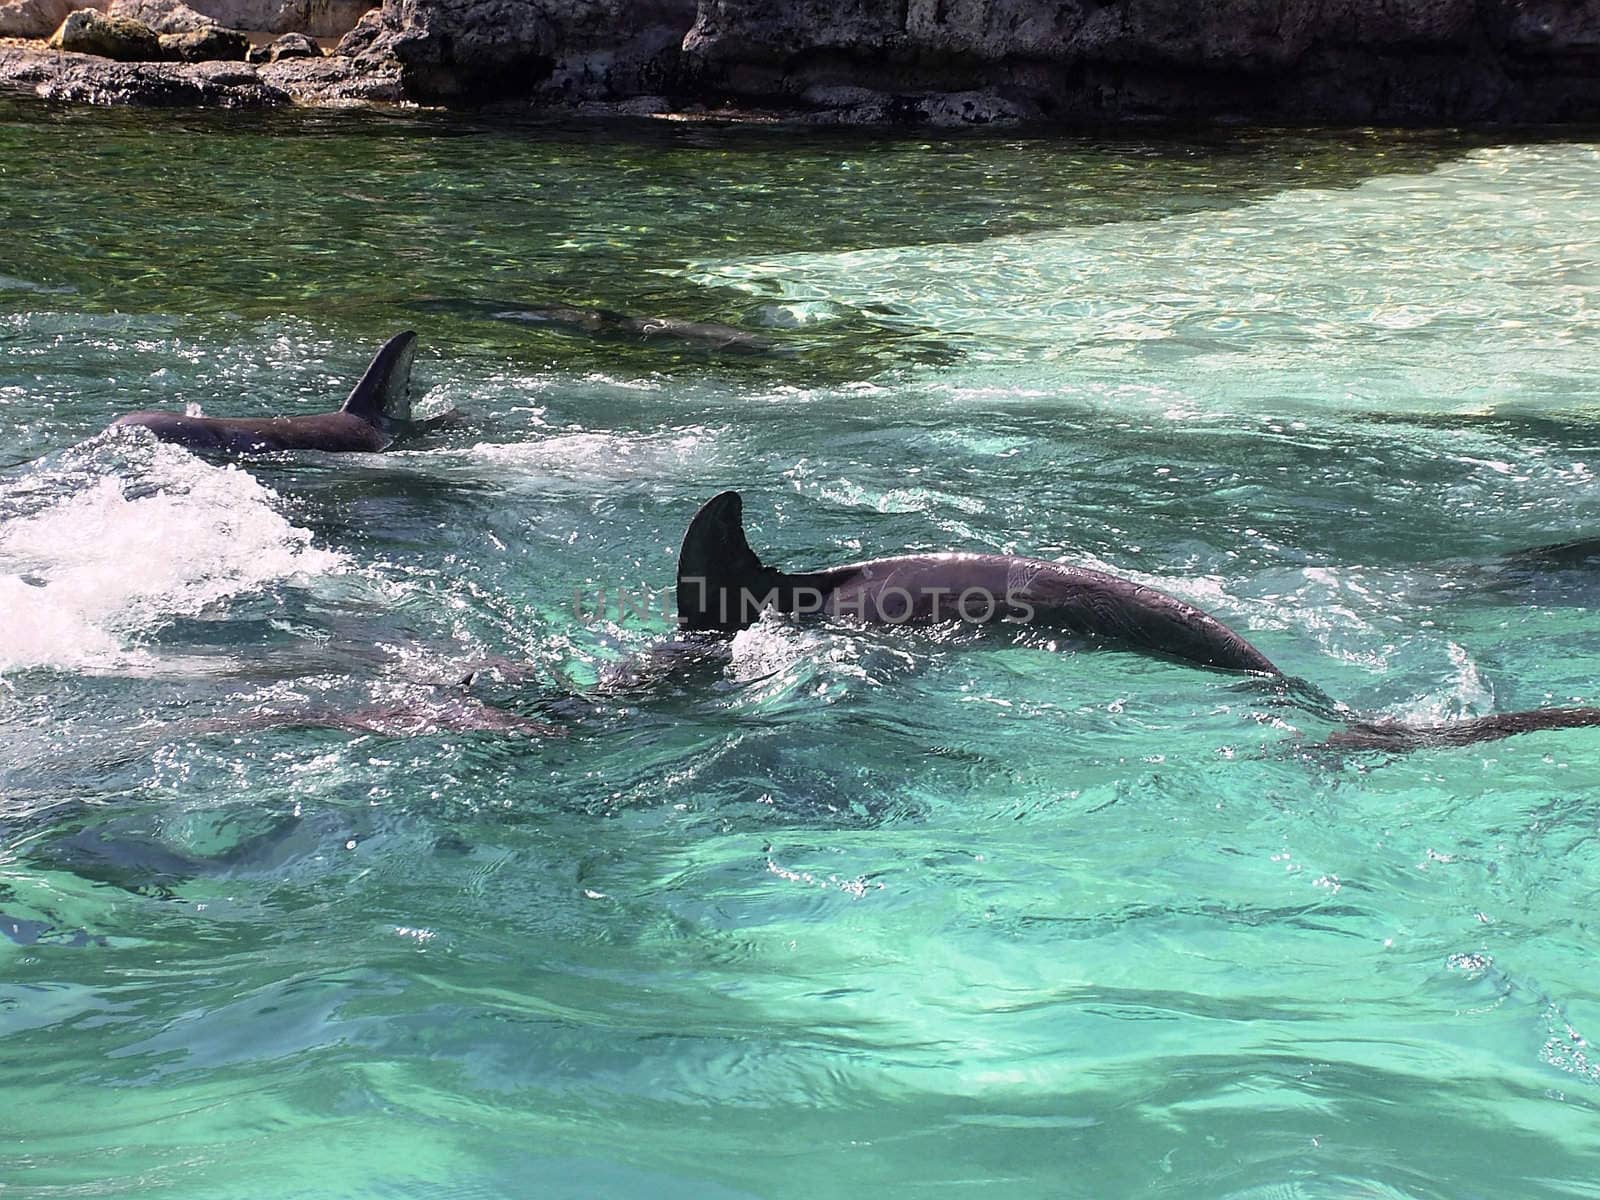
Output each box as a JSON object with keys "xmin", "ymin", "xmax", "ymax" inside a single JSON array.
[
  {"xmin": 257, "ymin": 51, "xmax": 401, "ymax": 102},
  {"xmin": 309, "ymin": 0, "xmax": 1600, "ymax": 122},
  {"xmin": 106, "ymin": 0, "xmax": 218, "ymax": 34},
  {"xmin": 0, "ymin": 43, "xmax": 288, "ymax": 103},
  {"xmin": 0, "ymin": 0, "xmax": 76, "ymax": 38},
  {"xmin": 8, "ymin": 0, "xmax": 1600, "ymax": 122},
  {"xmin": 48, "ymin": 9, "xmax": 161, "ymax": 60},
  {"xmin": 158, "ymin": 23, "xmax": 246, "ymax": 60},
  {"xmin": 0, "ymin": 37, "xmax": 395, "ymax": 103},
  {"xmin": 678, "ymin": 0, "xmax": 1600, "ymax": 123},
  {"xmin": 201, "ymin": 0, "xmax": 369, "ymax": 37},
  {"xmin": 338, "ymin": 0, "xmax": 696, "ymax": 103},
  {"xmin": 2, "ymin": 0, "xmax": 373, "ymax": 40},
  {"xmin": 247, "ymin": 28, "xmax": 320, "ymax": 63}
]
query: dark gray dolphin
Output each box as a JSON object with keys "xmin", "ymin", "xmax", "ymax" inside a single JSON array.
[
  {"xmin": 676, "ymin": 490, "xmax": 1277, "ymax": 673},
  {"xmin": 414, "ymin": 298, "xmax": 780, "ymax": 352},
  {"xmin": 512, "ymin": 306, "xmax": 779, "ymax": 352},
  {"xmin": 675, "ymin": 491, "xmax": 1600, "ymax": 752},
  {"xmin": 109, "ymin": 331, "xmax": 421, "ymax": 453}
]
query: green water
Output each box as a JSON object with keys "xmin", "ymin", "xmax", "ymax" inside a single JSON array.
[{"xmin": 3, "ymin": 97, "xmax": 1600, "ymax": 1198}]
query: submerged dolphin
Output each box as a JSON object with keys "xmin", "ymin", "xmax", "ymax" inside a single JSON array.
[
  {"xmin": 110, "ymin": 331, "xmax": 422, "ymax": 453},
  {"xmin": 508, "ymin": 306, "xmax": 779, "ymax": 351},
  {"xmin": 675, "ymin": 491, "xmax": 1600, "ymax": 753},
  {"xmin": 0, "ymin": 911, "xmax": 102, "ymax": 948},
  {"xmin": 413, "ymin": 298, "xmax": 781, "ymax": 352}
]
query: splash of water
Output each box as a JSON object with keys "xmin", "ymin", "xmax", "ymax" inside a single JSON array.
[{"xmin": 0, "ymin": 438, "xmax": 344, "ymax": 673}]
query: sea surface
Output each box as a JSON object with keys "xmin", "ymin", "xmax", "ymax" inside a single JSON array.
[{"xmin": 2, "ymin": 97, "xmax": 1599, "ymax": 1199}]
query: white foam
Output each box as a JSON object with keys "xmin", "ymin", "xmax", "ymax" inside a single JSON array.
[
  {"xmin": 1373, "ymin": 640, "xmax": 1498, "ymax": 727},
  {"xmin": 462, "ymin": 429, "xmax": 715, "ymax": 484},
  {"xmin": 0, "ymin": 442, "xmax": 344, "ymax": 674},
  {"xmin": 728, "ymin": 615, "xmax": 838, "ymax": 683},
  {"xmin": 727, "ymin": 614, "xmax": 927, "ymax": 707}
]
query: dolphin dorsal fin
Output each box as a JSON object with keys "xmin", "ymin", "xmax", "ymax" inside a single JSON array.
[
  {"xmin": 677, "ymin": 491, "xmax": 780, "ymax": 631},
  {"xmin": 341, "ymin": 331, "xmax": 417, "ymax": 427}
]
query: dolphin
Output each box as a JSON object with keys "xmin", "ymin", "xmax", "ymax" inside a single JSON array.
[
  {"xmin": 509, "ymin": 306, "xmax": 779, "ymax": 352},
  {"xmin": 109, "ymin": 331, "xmax": 422, "ymax": 453},
  {"xmin": 675, "ymin": 491, "xmax": 1600, "ymax": 753},
  {"xmin": 413, "ymin": 298, "xmax": 781, "ymax": 352},
  {"xmin": 676, "ymin": 490, "xmax": 1276, "ymax": 673}
]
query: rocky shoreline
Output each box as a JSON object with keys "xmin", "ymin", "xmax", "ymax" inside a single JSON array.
[
  {"xmin": 3, "ymin": 0, "xmax": 1598, "ymax": 124},
  {"xmin": 0, "ymin": 39, "xmax": 400, "ymax": 105}
]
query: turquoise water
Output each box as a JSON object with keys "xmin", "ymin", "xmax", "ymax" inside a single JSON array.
[{"xmin": 3, "ymin": 97, "xmax": 1600, "ymax": 1197}]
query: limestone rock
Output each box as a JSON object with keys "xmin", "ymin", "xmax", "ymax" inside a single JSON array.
[
  {"xmin": 49, "ymin": 9, "xmax": 162, "ymax": 60},
  {"xmin": 1, "ymin": 40, "xmax": 287, "ymax": 102},
  {"xmin": 270, "ymin": 28, "xmax": 318, "ymax": 55},
  {"xmin": 0, "ymin": 0, "xmax": 79, "ymax": 39},
  {"xmin": 15, "ymin": 1, "xmax": 379, "ymax": 39},
  {"xmin": 678, "ymin": 0, "xmax": 1600, "ymax": 123},
  {"xmin": 341, "ymin": 0, "xmax": 695, "ymax": 102},
  {"xmin": 10, "ymin": 0, "xmax": 1600, "ymax": 122},
  {"xmin": 179, "ymin": 0, "xmax": 372, "ymax": 38},
  {"xmin": 330, "ymin": 1, "xmax": 379, "ymax": 54},
  {"xmin": 44, "ymin": 55, "xmax": 288, "ymax": 102},
  {"xmin": 158, "ymin": 23, "xmax": 246, "ymax": 59},
  {"xmin": 247, "ymin": 28, "xmax": 319, "ymax": 61},
  {"xmin": 106, "ymin": 0, "xmax": 217, "ymax": 33},
  {"xmin": 257, "ymin": 48, "xmax": 400, "ymax": 100}
]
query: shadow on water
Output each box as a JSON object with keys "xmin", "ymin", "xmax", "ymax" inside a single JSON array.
[
  {"xmin": 1361, "ymin": 407, "xmax": 1600, "ymax": 446},
  {"xmin": 19, "ymin": 810, "xmax": 309, "ymax": 898}
]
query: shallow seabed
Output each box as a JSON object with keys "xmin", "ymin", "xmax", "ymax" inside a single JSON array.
[{"xmin": 2, "ymin": 99, "xmax": 1599, "ymax": 1199}]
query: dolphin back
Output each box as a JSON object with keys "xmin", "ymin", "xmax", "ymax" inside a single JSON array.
[
  {"xmin": 341, "ymin": 331, "xmax": 418, "ymax": 430},
  {"xmin": 1013, "ymin": 563, "xmax": 1280, "ymax": 675}
]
